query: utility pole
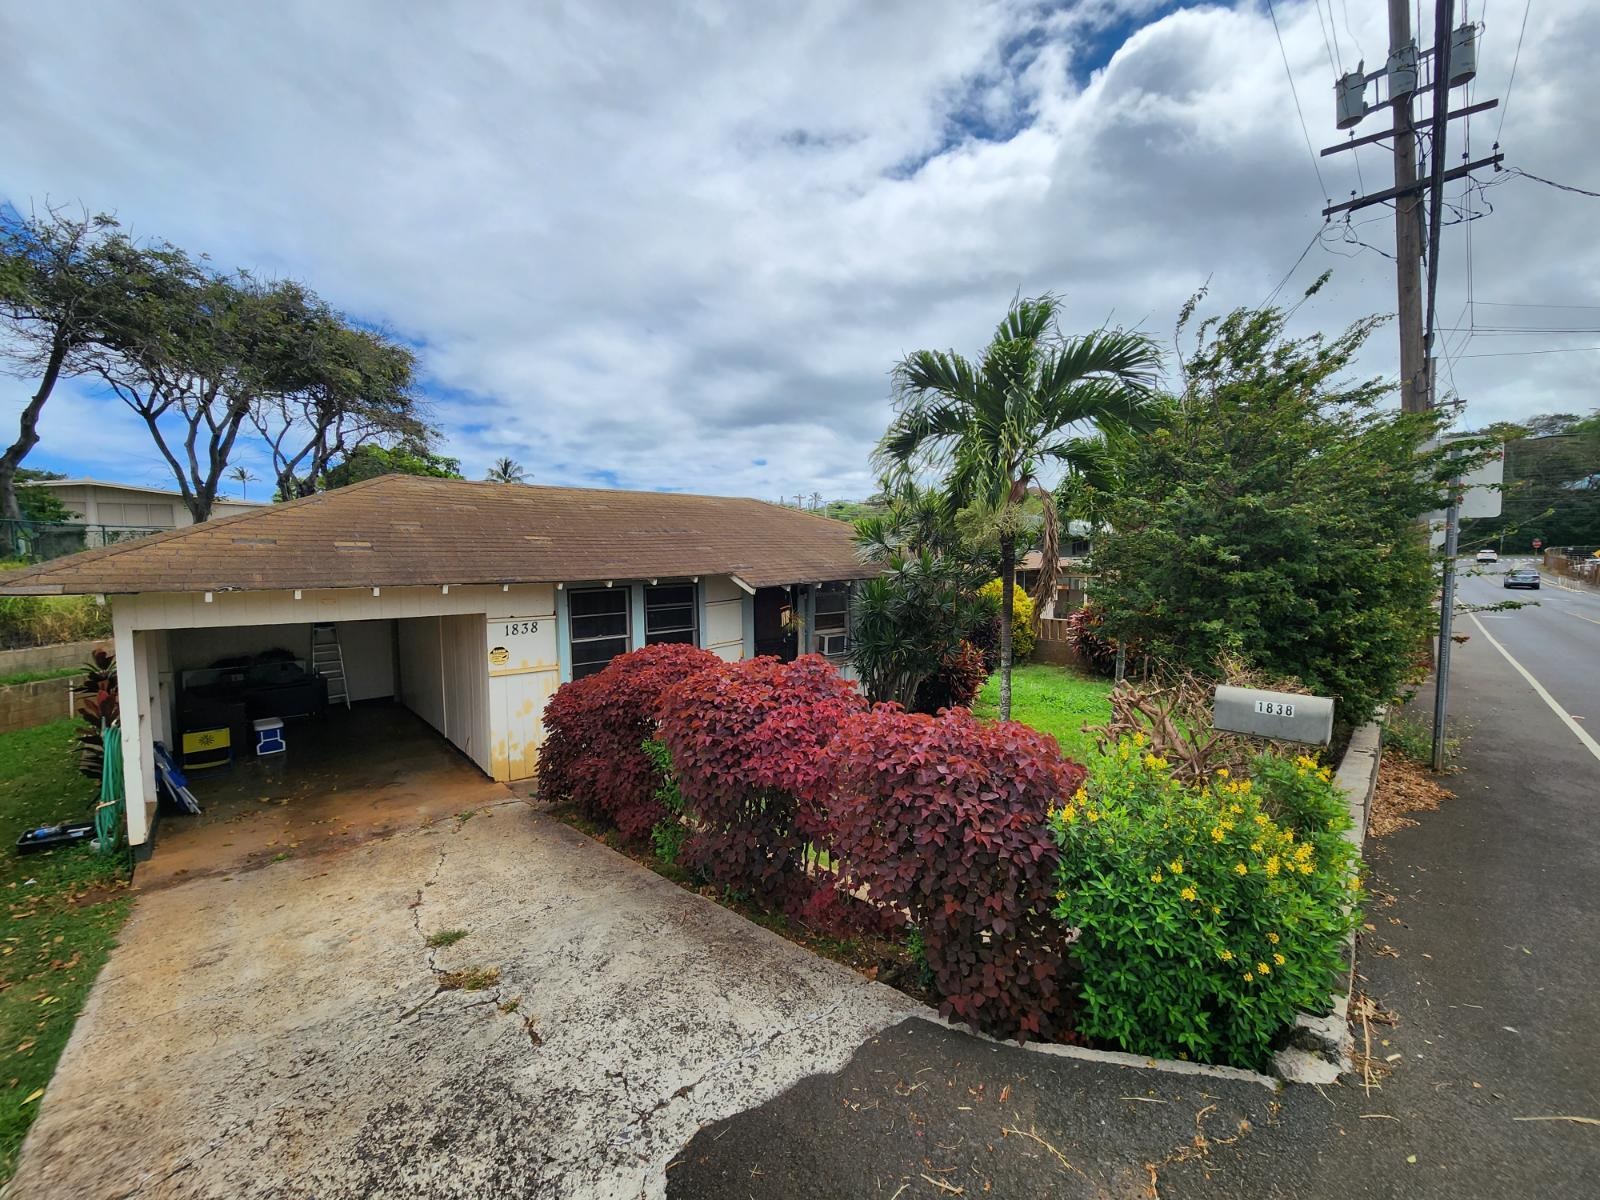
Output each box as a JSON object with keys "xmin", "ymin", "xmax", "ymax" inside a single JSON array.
[
  {"xmin": 1321, "ymin": 3, "xmax": 1500, "ymax": 770},
  {"xmin": 1389, "ymin": 0, "xmax": 1428, "ymax": 413}
]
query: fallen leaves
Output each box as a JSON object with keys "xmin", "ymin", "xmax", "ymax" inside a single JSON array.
[{"xmin": 1369, "ymin": 751, "xmax": 1453, "ymax": 838}]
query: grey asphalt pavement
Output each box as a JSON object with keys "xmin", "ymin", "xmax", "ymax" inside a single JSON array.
[{"xmin": 668, "ymin": 560, "xmax": 1600, "ymax": 1200}]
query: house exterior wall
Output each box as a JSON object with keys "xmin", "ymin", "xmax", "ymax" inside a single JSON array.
[
  {"xmin": 703, "ymin": 576, "xmax": 746, "ymax": 661},
  {"xmin": 34, "ymin": 482, "xmax": 264, "ymax": 529}
]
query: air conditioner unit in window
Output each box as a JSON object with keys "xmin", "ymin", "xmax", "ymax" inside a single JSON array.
[{"xmin": 818, "ymin": 633, "xmax": 848, "ymax": 657}]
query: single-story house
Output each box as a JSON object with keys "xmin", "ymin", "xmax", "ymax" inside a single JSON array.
[
  {"xmin": 0, "ymin": 475, "xmax": 872, "ymax": 853},
  {"xmin": 30, "ymin": 477, "xmax": 268, "ymax": 531}
]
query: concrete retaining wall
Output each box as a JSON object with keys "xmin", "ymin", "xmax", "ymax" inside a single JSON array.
[
  {"xmin": 0, "ymin": 638, "xmax": 110, "ymax": 677},
  {"xmin": 0, "ymin": 676, "xmax": 79, "ymax": 734},
  {"xmin": 0, "ymin": 639, "xmax": 106, "ymax": 734}
]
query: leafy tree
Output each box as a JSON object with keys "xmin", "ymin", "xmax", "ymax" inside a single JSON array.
[
  {"xmin": 15, "ymin": 467, "xmax": 75, "ymax": 523},
  {"xmin": 849, "ymin": 551, "xmax": 988, "ymax": 707},
  {"xmin": 484, "ymin": 456, "xmax": 528, "ymax": 484},
  {"xmin": 322, "ymin": 439, "xmax": 462, "ymax": 489},
  {"xmin": 875, "ymin": 295, "xmax": 1160, "ymax": 719},
  {"xmin": 0, "ymin": 207, "xmax": 126, "ymax": 524},
  {"xmin": 249, "ymin": 315, "xmax": 424, "ymax": 500},
  {"xmin": 1460, "ymin": 409, "xmax": 1600, "ymax": 551},
  {"xmin": 1090, "ymin": 301, "xmax": 1452, "ymax": 724},
  {"xmin": 89, "ymin": 245, "xmax": 288, "ymax": 523}
]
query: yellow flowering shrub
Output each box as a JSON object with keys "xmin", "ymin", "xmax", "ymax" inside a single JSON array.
[
  {"xmin": 1051, "ymin": 738, "xmax": 1361, "ymax": 1069},
  {"xmin": 977, "ymin": 578, "xmax": 1035, "ymax": 661}
]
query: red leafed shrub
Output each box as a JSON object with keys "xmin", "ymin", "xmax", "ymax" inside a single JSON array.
[
  {"xmin": 538, "ymin": 642, "xmax": 721, "ymax": 842},
  {"xmin": 1064, "ymin": 603, "xmax": 1118, "ymax": 678},
  {"xmin": 656, "ymin": 654, "xmax": 866, "ymax": 908},
  {"xmin": 912, "ymin": 640, "xmax": 989, "ymax": 714},
  {"xmin": 785, "ymin": 879, "xmax": 907, "ymax": 940},
  {"xmin": 822, "ymin": 706, "xmax": 1087, "ymax": 1042}
]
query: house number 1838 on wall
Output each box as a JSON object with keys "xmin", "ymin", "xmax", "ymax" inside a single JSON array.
[
  {"xmin": 1253, "ymin": 699, "xmax": 1295, "ymax": 717},
  {"xmin": 501, "ymin": 621, "xmax": 539, "ymax": 636}
]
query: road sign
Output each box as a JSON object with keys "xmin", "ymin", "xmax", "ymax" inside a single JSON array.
[{"xmin": 1212, "ymin": 686, "xmax": 1334, "ymax": 746}]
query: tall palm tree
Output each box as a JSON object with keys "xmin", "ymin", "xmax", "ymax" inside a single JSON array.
[
  {"xmin": 485, "ymin": 456, "xmax": 527, "ymax": 484},
  {"xmin": 227, "ymin": 465, "xmax": 258, "ymax": 500},
  {"xmin": 876, "ymin": 295, "xmax": 1160, "ymax": 720}
]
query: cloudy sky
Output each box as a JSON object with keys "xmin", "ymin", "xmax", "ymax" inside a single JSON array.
[{"xmin": 1, "ymin": 0, "xmax": 1593, "ymax": 503}]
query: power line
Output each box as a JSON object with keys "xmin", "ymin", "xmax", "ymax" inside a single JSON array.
[
  {"xmin": 1496, "ymin": 0, "xmax": 1532, "ymax": 142},
  {"xmin": 1474, "ymin": 300, "xmax": 1600, "ymax": 310},
  {"xmin": 1262, "ymin": 225, "xmax": 1326, "ymax": 308},
  {"xmin": 1456, "ymin": 345, "xmax": 1600, "ymax": 358},
  {"xmin": 1505, "ymin": 167, "xmax": 1600, "ymax": 198},
  {"xmin": 1266, "ymin": 0, "xmax": 1330, "ymax": 202}
]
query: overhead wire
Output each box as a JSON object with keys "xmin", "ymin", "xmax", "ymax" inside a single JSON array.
[
  {"xmin": 1495, "ymin": 0, "xmax": 1532, "ymax": 142},
  {"xmin": 1266, "ymin": 0, "xmax": 1331, "ymax": 203}
]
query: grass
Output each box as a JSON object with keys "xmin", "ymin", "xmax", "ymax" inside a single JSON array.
[
  {"xmin": 0, "ymin": 719, "xmax": 132, "ymax": 1183},
  {"xmin": 971, "ymin": 662, "xmax": 1114, "ymax": 763},
  {"xmin": 425, "ymin": 928, "xmax": 470, "ymax": 949},
  {"xmin": 0, "ymin": 667, "xmax": 81, "ymax": 690},
  {"xmin": 1382, "ymin": 709, "xmax": 1462, "ymax": 771}
]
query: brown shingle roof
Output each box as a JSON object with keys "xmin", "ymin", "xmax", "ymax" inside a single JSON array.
[{"xmin": 0, "ymin": 475, "xmax": 874, "ymax": 595}]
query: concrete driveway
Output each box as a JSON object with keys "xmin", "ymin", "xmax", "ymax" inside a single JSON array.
[{"xmin": 8, "ymin": 802, "xmax": 917, "ymax": 1199}]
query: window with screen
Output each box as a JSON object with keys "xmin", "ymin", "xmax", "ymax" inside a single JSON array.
[
  {"xmin": 568, "ymin": 588, "xmax": 631, "ymax": 679},
  {"xmin": 813, "ymin": 585, "xmax": 850, "ymax": 657},
  {"xmin": 644, "ymin": 583, "xmax": 698, "ymax": 646}
]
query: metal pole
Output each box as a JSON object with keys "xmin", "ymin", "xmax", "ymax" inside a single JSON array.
[
  {"xmin": 1114, "ymin": 640, "xmax": 1126, "ymax": 684},
  {"xmin": 1432, "ymin": 480, "xmax": 1461, "ymax": 771}
]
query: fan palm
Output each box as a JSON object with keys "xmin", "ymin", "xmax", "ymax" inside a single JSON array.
[{"xmin": 875, "ymin": 295, "xmax": 1160, "ymax": 720}]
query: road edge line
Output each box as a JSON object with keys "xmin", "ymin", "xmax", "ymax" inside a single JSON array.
[{"xmin": 1467, "ymin": 612, "xmax": 1600, "ymax": 764}]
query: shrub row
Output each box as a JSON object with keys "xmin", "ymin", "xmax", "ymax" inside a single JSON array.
[{"xmin": 538, "ymin": 647, "xmax": 1360, "ymax": 1061}]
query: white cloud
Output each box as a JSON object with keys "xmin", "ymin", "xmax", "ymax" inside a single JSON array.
[{"xmin": 2, "ymin": 0, "xmax": 1595, "ymax": 501}]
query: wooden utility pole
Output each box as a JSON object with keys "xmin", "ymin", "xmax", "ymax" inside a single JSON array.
[{"xmin": 1390, "ymin": 0, "xmax": 1428, "ymax": 413}]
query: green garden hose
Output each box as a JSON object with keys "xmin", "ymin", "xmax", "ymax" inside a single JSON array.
[{"xmin": 94, "ymin": 726, "xmax": 123, "ymax": 855}]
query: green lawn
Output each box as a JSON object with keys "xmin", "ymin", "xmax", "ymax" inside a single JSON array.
[
  {"xmin": 972, "ymin": 662, "xmax": 1113, "ymax": 763},
  {"xmin": 0, "ymin": 719, "xmax": 131, "ymax": 1183}
]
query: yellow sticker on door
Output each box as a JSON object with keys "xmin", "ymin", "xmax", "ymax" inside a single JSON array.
[{"xmin": 489, "ymin": 646, "xmax": 510, "ymax": 665}]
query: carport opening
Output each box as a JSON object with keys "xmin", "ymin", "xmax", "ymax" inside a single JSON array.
[{"xmin": 140, "ymin": 615, "xmax": 502, "ymax": 886}]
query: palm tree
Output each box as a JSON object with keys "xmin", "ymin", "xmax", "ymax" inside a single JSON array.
[
  {"xmin": 485, "ymin": 457, "xmax": 527, "ymax": 484},
  {"xmin": 227, "ymin": 465, "xmax": 258, "ymax": 500},
  {"xmin": 876, "ymin": 295, "xmax": 1160, "ymax": 720}
]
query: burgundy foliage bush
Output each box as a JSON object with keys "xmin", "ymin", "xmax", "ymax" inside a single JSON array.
[
  {"xmin": 912, "ymin": 640, "xmax": 989, "ymax": 714},
  {"xmin": 1064, "ymin": 603, "xmax": 1119, "ymax": 678},
  {"xmin": 656, "ymin": 654, "xmax": 866, "ymax": 908},
  {"xmin": 537, "ymin": 642, "xmax": 721, "ymax": 842},
  {"xmin": 822, "ymin": 706, "xmax": 1087, "ymax": 1042}
]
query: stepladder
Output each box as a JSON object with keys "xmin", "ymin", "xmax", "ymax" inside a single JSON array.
[{"xmin": 311, "ymin": 623, "xmax": 350, "ymax": 709}]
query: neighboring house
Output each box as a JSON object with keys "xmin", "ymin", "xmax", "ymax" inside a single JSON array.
[
  {"xmin": 1016, "ymin": 520, "xmax": 1094, "ymax": 617},
  {"xmin": 29, "ymin": 478, "xmax": 266, "ymax": 532},
  {"xmin": 0, "ymin": 475, "xmax": 872, "ymax": 853}
]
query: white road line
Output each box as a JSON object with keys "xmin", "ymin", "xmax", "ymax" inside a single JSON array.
[
  {"xmin": 1467, "ymin": 612, "xmax": 1600, "ymax": 765},
  {"xmin": 1568, "ymin": 610, "xmax": 1600, "ymax": 627}
]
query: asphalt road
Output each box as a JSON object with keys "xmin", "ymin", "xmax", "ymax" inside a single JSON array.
[
  {"xmin": 1450, "ymin": 555, "xmax": 1600, "ymax": 738},
  {"xmin": 669, "ymin": 561, "xmax": 1600, "ymax": 1200}
]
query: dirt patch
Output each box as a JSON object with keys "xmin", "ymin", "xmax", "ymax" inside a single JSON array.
[{"xmin": 1368, "ymin": 750, "xmax": 1452, "ymax": 838}]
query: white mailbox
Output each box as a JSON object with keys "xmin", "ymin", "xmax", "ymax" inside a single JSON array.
[{"xmin": 1212, "ymin": 685, "xmax": 1334, "ymax": 746}]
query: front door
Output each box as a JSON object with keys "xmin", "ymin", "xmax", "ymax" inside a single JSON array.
[{"xmin": 752, "ymin": 587, "xmax": 797, "ymax": 661}]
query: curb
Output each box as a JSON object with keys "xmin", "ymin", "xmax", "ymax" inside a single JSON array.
[
  {"xmin": 911, "ymin": 1012, "xmax": 1280, "ymax": 1090},
  {"xmin": 1271, "ymin": 718, "xmax": 1382, "ymax": 1084}
]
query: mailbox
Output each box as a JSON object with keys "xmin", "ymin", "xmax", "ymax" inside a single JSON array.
[{"xmin": 1212, "ymin": 685, "xmax": 1334, "ymax": 746}]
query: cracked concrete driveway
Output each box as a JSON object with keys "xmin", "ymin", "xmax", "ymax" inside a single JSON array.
[{"xmin": 7, "ymin": 801, "xmax": 918, "ymax": 1199}]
